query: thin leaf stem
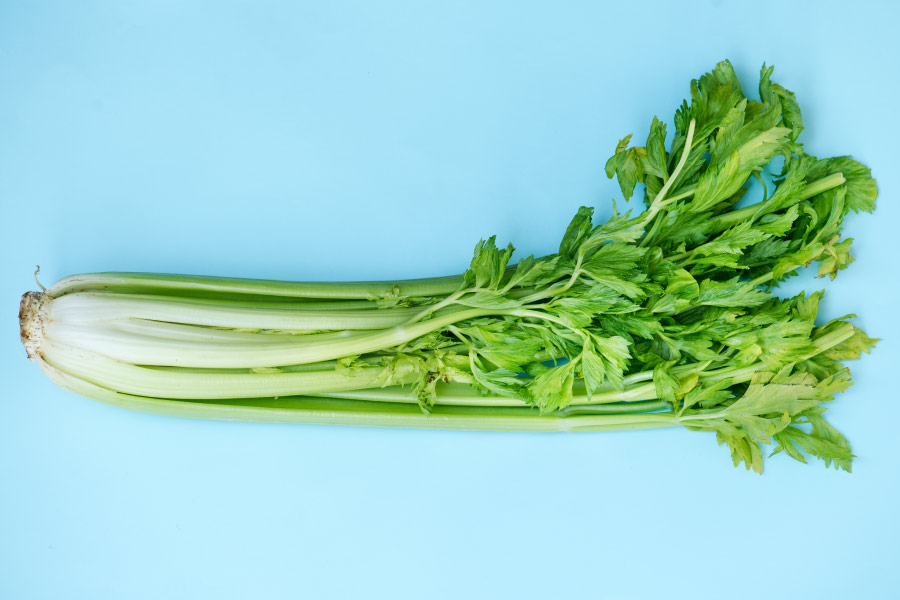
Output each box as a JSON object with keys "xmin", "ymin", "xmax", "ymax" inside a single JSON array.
[{"xmin": 639, "ymin": 118, "xmax": 697, "ymax": 234}]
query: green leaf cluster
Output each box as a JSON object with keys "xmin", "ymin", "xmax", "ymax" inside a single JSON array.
[{"xmin": 310, "ymin": 61, "xmax": 878, "ymax": 472}]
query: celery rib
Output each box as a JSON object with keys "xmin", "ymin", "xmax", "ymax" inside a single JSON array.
[
  {"xmin": 49, "ymin": 292, "xmax": 469, "ymax": 331},
  {"xmin": 40, "ymin": 340, "xmax": 416, "ymax": 400},
  {"xmin": 48, "ymin": 272, "xmax": 465, "ymax": 300},
  {"xmin": 45, "ymin": 307, "xmax": 508, "ymax": 368},
  {"xmin": 37, "ymin": 358, "xmax": 679, "ymax": 432}
]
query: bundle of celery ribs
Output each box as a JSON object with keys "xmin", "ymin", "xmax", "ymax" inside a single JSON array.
[{"xmin": 21, "ymin": 61, "xmax": 878, "ymax": 472}]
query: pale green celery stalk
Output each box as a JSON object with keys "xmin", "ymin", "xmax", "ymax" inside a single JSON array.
[
  {"xmin": 314, "ymin": 383, "xmax": 525, "ymax": 406},
  {"xmin": 315, "ymin": 380, "xmax": 662, "ymax": 406},
  {"xmin": 43, "ymin": 306, "xmax": 510, "ymax": 368},
  {"xmin": 40, "ymin": 340, "xmax": 419, "ymax": 400},
  {"xmin": 49, "ymin": 291, "xmax": 471, "ymax": 331},
  {"xmin": 36, "ymin": 358, "xmax": 679, "ymax": 432},
  {"xmin": 48, "ymin": 272, "xmax": 465, "ymax": 300},
  {"xmin": 558, "ymin": 400, "xmax": 671, "ymax": 416},
  {"xmin": 149, "ymin": 362, "xmax": 346, "ymax": 374},
  {"xmin": 664, "ymin": 172, "xmax": 848, "ymax": 266},
  {"xmin": 705, "ymin": 172, "xmax": 846, "ymax": 233},
  {"xmin": 701, "ymin": 321, "xmax": 856, "ymax": 380}
]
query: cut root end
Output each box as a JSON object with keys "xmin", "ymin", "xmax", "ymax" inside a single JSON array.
[{"xmin": 19, "ymin": 291, "xmax": 47, "ymax": 360}]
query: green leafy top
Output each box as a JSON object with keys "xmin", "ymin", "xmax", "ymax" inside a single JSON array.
[{"xmin": 337, "ymin": 61, "xmax": 877, "ymax": 473}]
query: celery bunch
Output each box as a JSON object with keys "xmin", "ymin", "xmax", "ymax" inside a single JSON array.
[{"xmin": 21, "ymin": 61, "xmax": 877, "ymax": 472}]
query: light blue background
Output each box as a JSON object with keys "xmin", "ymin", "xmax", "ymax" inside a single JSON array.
[{"xmin": 2, "ymin": 1, "xmax": 898, "ymax": 598}]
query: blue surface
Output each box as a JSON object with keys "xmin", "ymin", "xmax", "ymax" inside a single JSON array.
[{"xmin": 2, "ymin": 2, "xmax": 898, "ymax": 598}]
